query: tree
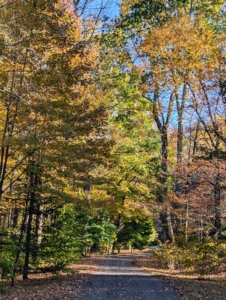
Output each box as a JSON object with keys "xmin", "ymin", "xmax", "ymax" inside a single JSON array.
[
  {"xmin": 40, "ymin": 205, "xmax": 83, "ymax": 272},
  {"xmin": 87, "ymin": 45, "xmax": 160, "ymax": 231},
  {"xmin": 115, "ymin": 0, "xmax": 225, "ymax": 242},
  {"xmin": 116, "ymin": 216, "xmax": 156, "ymax": 252},
  {"xmin": 0, "ymin": 0, "xmax": 112, "ymax": 282}
]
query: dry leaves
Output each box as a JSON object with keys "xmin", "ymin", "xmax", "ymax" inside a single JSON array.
[
  {"xmin": 0, "ymin": 257, "xmax": 100, "ymax": 300},
  {"xmin": 134, "ymin": 252, "xmax": 226, "ymax": 300}
]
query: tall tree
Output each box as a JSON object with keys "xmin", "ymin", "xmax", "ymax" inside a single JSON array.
[
  {"xmin": 83, "ymin": 43, "xmax": 160, "ymax": 239},
  {"xmin": 115, "ymin": 0, "xmax": 225, "ymax": 241},
  {"xmin": 0, "ymin": 0, "xmax": 113, "ymax": 281}
]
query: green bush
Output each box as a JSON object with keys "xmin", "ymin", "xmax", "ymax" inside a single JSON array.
[
  {"xmin": 182, "ymin": 239, "xmax": 226, "ymax": 275},
  {"xmin": 0, "ymin": 255, "xmax": 14, "ymax": 291},
  {"xmin": 154, "ymin": 239, "xmax": 226, "ymax": 275},
  {"xmin": 116, "ymin": 217, "xmax": 156, "ymax": 252},
  {"xmin": 154, "ymin": 242, "xmax": 183, "ymax": 270},
  {"xmin": 40, "ymin": 205, "xmax": 83, "ymax": 273},
  {"xmin": 85, "ymin": 219, "xmax": 116, "ymax": 251},
  {"xmin": 0, "ymin": 234, "xmax": 17, "ymax": 291}
]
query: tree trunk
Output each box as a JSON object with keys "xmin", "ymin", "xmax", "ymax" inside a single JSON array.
[
  {"xmin": 13, "ymin": 208, "xmax": 19, "ymax": 228},
  {"xmin": 11, "ymin": 203, "xmax": 28, "ymax": 287},
  {"xmin": 1, "ymin": 210, "xmax": 8, "ymax": 242},
  {"xmin": 160, "ymin": 126, "xmax": 174, "ymax": 242},
  {"xmin": 185, "ymin": 201, "xmax": 189, "ymax": 243},
  {"xmin": 214, "ymin": 172, "xmax": 221, "ymax": 239},
  {"xmin": 35, "ymin": 204, "xmax": 43, "ymax": 245},
  {"xmin": 176, "ymin": 85, "xmax": 186, "ymax": 164},
  {"xmin": 23, "ymin": 170, "xmax": 36, "ymax": 280},
  {"xmin": 23, "ymin": 196, "xmax": 34, "ymax": 280},
  {"xmin": 146, "ymin": 90, "xmax": 174, "ymax": 242}
]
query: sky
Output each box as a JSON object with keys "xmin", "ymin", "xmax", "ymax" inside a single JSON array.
[
  {"xmin": 88, "ymin": 0, "xmax": 121, "ymax": 19},
  {"xmin": 104, "ymin": 0, "xmax": 121, "ymax": 18}
]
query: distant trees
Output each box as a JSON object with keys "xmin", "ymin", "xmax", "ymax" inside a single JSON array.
[{"xmin": 116, "ymin": 216, "xmax": 156, "ymax": 252}]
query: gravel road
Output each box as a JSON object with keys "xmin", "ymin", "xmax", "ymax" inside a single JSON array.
[{"xmin": 80, "ymin": 255, "xmax": 181, "ymax": 300}]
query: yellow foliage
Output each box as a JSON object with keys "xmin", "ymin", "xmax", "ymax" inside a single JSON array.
[
  {"xmin": 120, "ymin": 0, "xmax": 139, "ymax": 16},
  {"xmin": 140, "ymin": 14, "xmax": 222, "ymax": 85}
]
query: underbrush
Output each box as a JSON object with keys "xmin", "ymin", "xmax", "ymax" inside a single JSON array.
[
  {"xmin": 134, "ymin": 241, "xmax": 226, "ymax": 300},
  {"xmin": 154, "ymin": 239, "xmax": 226, "ymax": 275}
]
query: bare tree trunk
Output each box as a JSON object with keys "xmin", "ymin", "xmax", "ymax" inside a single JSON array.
[
  {"xmin": 144, "ymin": 90, "xmax": 174, "ymax": 242},
  {"xmin": 1, "ymin": 210, "xmax": 8, "ymax": 241},
  {"xmin": 166, "ymin": 199, "xmax": 174, "ymax": 242},
  {"xmin": 160, "ymin": 126, "xmax": 174, "ymax": 242},
  {"xmin": 12, "ymin": 207, "xmax": 19, "ymax": 228},
  {"xmin": 23, "ymin": 196, "xmax": 34, "ymax": 279},
  {"xmin": 185, "ymin": 201, "xmax": 189, "ymax": 243},
  {"xmin": 214, "ymin": 172, "xmax": 221, "ymax": 239},
  {"xmin": 198, "ymin": 219, "xmax": 203, "ymax": 243},
  {"xmin": 35, "ymin": 204, "xmax": 43, "ymax": 245},
  {"xmin": 23, "ymin": 168, "xmax": 36, "ymax": 280},
  {"xmin": 176, "ymin": 84, "xmax": 186, "ymax": 164},
  {"xmin": 11, "ymin": 202, "xmax": 28, "ymax": 287}
]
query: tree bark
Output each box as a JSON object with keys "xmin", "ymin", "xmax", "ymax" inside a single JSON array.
[
  {"xmin": 23, "ymin": 168, "xmax": 36, "ymax": 280},
  {"xmin": 214, "ymin": 172, "xmax": 221, "ymax": 239},
  {"xmin": 35, "ymin": 204, "xmax": 43, "ymax": 245},
  {"xmin": 11, "ymin": 203, "xmax": 28, "ymax": 287},
  {"xmin": 176, "ymin": 84, "xmax": 186, "ymax": 163},
  {"xmin": 154, "ymin": 92, "xmax": 174, "ymax": 242},
  {"xmin": 143, "ymin": 90, "xmax": 175, "ymax": 242}
]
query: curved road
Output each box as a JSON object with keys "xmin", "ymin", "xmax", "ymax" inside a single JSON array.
[{"xmin": 80, "ymin": 255, "xmax": 181, "ymax": 300}]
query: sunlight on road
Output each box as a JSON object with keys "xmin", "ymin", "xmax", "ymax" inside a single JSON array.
[{"xmin": 93, "ymin": 265, "xmax": 148, "ymax": 275}]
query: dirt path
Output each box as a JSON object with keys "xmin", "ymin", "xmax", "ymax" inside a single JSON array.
[{"xmin": 79, "ymin": 255, "xmax": 181, "ymax": 300}]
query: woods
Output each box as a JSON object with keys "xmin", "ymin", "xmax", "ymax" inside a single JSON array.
[{"xmin": 0, "ymin": 0, "xmax": 226, "ymax": 291}]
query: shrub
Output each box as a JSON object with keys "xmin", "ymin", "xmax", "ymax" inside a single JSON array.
[
  {"xmin": 40, "ymin": 205, "xmax": 83, "ymax": 273},
  {"xmin": 0, "ymin": 255, "xmax": 14, "ymax": 292},
  {"xmin": 154, "ymin": 239, "xmax": 226, "ymax": 275}
]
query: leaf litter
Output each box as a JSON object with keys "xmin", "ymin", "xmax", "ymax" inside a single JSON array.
[
  {"xmin": 134, "ymin": 252, "xmax": 226, "ymax": 300},
  {"xmin": 0, "ymin": 257, "xmax": 100, "ymax": 300}
]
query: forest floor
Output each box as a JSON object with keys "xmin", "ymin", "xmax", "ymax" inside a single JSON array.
[
  {"xmin": 134, "ymin": 249, "xmax": 226, "ymax": 300},
  {"xmin": 1, "ymin": 253, "xmax": 180, "ymax": 300},
  {"xmin": 1, "ymin": 250, "xmax": 226, "ymax": 299},
  {"xmin": 0, "ymin": 257, "xmax": 100, "ymax": 300}
]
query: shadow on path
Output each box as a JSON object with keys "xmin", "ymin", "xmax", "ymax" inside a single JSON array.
[{"xmin": 80, "ymin": 255, "xmax": 181, "ymax": 300}]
